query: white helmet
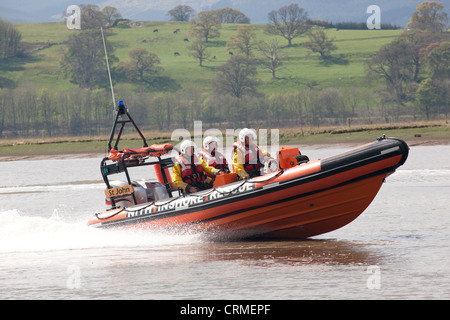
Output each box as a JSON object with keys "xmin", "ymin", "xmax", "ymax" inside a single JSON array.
[
  {"xmin": 180, "ymin": 140, "xmax": 196, "ymax": 154},
  {"xmin": 239, "ymin": 128, "xmax": 257, "ymax": 143},
  {"xmin": 203, "ymin": 136, "xmax": 220, "ymax": 151}
]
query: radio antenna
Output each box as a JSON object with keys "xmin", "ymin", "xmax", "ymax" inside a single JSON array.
[{"xmin": 101, "ymin": 27, "xmax": 116, "ymax": 111}]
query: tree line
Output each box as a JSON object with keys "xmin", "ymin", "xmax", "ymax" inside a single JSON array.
[
  {"xmin": 308, "ymin": 19, "xmax": 400, "ymax": 30},
  {"xmin": 0, "ymin": 81, "xmax": 438, "ymax": 138},
  {"xmin": 366, "ymin": 2, "xmax": 449, "ymax": 121}
]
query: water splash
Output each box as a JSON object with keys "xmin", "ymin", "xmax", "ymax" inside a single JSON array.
[{"xmin": 0, "ymin": 209, "xmax": 203, "ymax": 253}]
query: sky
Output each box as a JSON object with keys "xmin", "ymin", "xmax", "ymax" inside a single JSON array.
[{"xmin": 0, "ymin": 0, "xmax": 442, "ymax": 27}]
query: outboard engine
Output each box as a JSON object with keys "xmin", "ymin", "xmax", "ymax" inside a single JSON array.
[{"xmin": 106, "ymin": 180, "xmax": 169, "ymax": 208}]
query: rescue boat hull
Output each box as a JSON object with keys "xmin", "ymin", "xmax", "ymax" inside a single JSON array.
[{"xmin": 88, "ymin": 137, "xmax": 409, "ymax": 240}]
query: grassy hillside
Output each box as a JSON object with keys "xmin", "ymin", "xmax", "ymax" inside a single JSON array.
[
  {"xmin": 3, "ymin": 22, "xmax": 449, "ymax": 156},
  {"xmin": 7, "ymin": 21, "xmax": 402, "ymax": 95}
]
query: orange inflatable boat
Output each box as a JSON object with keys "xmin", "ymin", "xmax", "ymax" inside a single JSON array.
[{"xmin": 87, "ymin": 103, "xmax": 409, "ymax": 240}]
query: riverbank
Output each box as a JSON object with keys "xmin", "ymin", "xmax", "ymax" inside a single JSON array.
[{"xmin": 1, "ymin": 121, "xmax": 449, "ymax": 161}]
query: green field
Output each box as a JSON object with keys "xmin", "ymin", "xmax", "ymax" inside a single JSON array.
[
  {"xmin": 7, "ymin": 21, "xmax": 402, "ymax": 94},
  {"xmin": 2, "ymin": 21, "xmax": 449, "ymax": 158}
]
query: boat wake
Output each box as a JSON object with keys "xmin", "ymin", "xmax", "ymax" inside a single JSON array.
[
  {"xmin": 0, "ymin": 209, "xmax": 203, "ymax": 254},
  {"xmin": 0, "ymin": 181, "xmax": 103, "ymax": 195},
  {"xmin": 389, "ymin": 169, "xmax": 450, "ymax": 184}
]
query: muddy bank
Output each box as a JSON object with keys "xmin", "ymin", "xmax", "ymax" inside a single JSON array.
[{"xmin": 1, "ymin": 122, "xmax": 449, "ymax": 161}]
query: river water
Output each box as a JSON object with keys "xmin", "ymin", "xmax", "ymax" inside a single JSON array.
[{"xmin": 0, "ymin": 144, "xmax": 449, "ymax": 300}]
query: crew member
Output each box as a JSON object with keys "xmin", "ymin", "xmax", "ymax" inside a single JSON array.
[
  {"xmin": 199, "ymin": 136, "xmax": 230, "ymax": 177},
  {"xmin": 232, "ymin": 128, "xmax": 272, "ymax": 180},
  {"xmin": 172, "ymin": 140, "xmax": 221, "ymax": 193}
]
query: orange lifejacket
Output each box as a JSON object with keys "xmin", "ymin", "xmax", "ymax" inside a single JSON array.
[
  {"xmin": 233, "ymin": 141, "xmax": 264, "ymax": 174},
  {"xmin": 174, "ymin": 154, "xmax": 207, "ymax": 186},
  {"xmin": 199, "ymin": 150, "xmax": 229, "ymax": 176}
]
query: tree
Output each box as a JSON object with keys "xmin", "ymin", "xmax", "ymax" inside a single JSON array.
[
  {"xmin": 62, "ymin": 30, "xmax": 115, "ymax": 88},
  {"xmin": 421, "ymin": 41, "xmax": 450, "ymax": 118},
  {"xmin": 400, "ymin": 30, "xmax": 445, "ymax": 82},
  {"xmin": 423, "ymin": 41, "xmax": 450, "ymax": 80},
  {"xmin": 366, "ymin": 38, "xmax": 418, "ymax": 106},
  {"xmin": 367, "ymin": 23, "xmax": 448, "ymax": 111},
  {"xmin": 80, "ymin": 4, "xmax": 107, "ymax": 29},
  {"xmin": 407, "ymin": 1, "xmax": 448, "ymax": 32},
  {"xmin": 344, "ymin": 87, "xmax": 361, "ymax": 118},
  {"xmin": 188, "ymin": 40, "xmax": 210, "ymax": 66},
  {"xmin": 102, "ymin": 6, "xmax": 122, "ymax": 24},
  {"xmin": 0, "ymin": 19, "xmax": 22, "ymax": 60},
  {"xmin": 257, "ymin": 39, "xmax": 283, "ymax": 79},
  {"xmin": 37, "ymin": 89, "xmax": 55, "ymax": 137},
  {"xmin": 303, "ymin": 28, "xmax": 337, "ymax": 59},
  {"xmin": 226, "ymin": 25, "xmax": 257, "ymax": 56},
  {"xmin": 118, "ymin": 48, "xmax": 162, "ymax": 82},
  {"xmin": 213, "ymin": 55, "xmax": 259, "ymax": 98},
  {"xmin": 189, "ymin": 11, "xmax": 221, "ymax": 43},
  {"xmin": 168, "ymin": 5, "xmax": 194, "ymax": 22},
  {"xmin": 416, "ymin": 78, "xmax": 437, "ymax": 120},
  {"xmin": 318, "ymin": 87, "xmax": 344, "ymax": 119},
  {"xmin": 210, "ymin": 8, "xmax": 250, "ymax": 24},
  {"xmin": 0, "ymin": 89, "xmax": 10, "ymax": 135},
  {"xmin": 266, "ymin": 4, "xmax": 309, "ymax": 47}
]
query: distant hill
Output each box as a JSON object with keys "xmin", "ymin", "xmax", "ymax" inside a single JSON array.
[
  {"xmin": 5, "ymin": 21, "xmax": 402, "ymax": 95},
  {"xmin": 0, "ymin": 0, "xmax": 428, "ymax": 27}
]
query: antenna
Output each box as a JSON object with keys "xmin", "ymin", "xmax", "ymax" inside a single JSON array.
[
  {"xmin": 101, "ymin": 27, "xmax": 148, "ymax": 152},
  {"xmin": 101, "ymin": 27, "xmax": 116, "ymax": 111}
]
